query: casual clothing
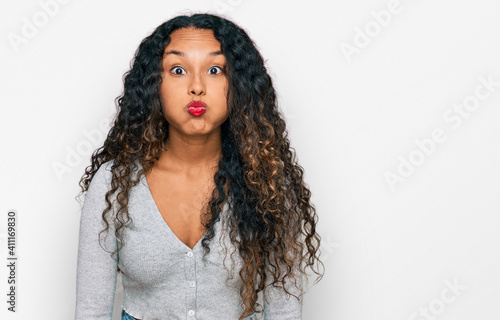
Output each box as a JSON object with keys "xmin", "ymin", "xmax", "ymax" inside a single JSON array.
[{"xmin": 75, "ymin": 160, "xmax": 303, "ymax": 320}]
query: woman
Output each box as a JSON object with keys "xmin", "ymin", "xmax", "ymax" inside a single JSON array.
[{"xmin": 75, "ymin": 13, "xmax": 324, "ymax": 320}]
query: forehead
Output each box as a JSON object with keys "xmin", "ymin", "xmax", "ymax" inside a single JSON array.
[{"xmin": 165, "ymin": 27, "xmax": 222, "ymax": 51}]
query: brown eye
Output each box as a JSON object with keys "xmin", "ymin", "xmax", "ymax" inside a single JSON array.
[
  {"xmin": 171, "ymin": 66, "xmax": 186, "ymax": 75},
  {"xmin": 208, "ymin": 66, "xmax": 222, "ymax": 75}
]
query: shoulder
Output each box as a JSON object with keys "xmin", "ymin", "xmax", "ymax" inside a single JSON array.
[
  {"xmin": 87, "ymin": 159, "xmax": 145, "ymax": 195},
  {"xmin": 87, "ymin": 160, "xmax": 115, "ymax": 194},
  {"xmin": 94, "ymin": 159, "xmax": 114, "ymax": 181}
]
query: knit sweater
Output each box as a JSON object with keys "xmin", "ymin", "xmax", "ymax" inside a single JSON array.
[{"xmin": 75, "ymin": 160, "xmax": 303, "ymax": 320}]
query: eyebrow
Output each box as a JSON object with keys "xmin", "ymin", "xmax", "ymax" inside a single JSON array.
[{"xmin": 164, "ymin": 50, "xmax": 223, "ymax": 57}]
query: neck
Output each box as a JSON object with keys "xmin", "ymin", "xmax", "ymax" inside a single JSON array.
[{"xmin": 159, "ymin": 128, "xmax": 222, "ymax": 172}]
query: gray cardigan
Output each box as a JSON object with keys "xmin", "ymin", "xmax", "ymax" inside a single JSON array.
[{"xmin": 75, "ymin": 160, "xmax": 303, "ymax": 319}]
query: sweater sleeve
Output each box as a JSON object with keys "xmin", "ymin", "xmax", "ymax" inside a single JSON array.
[
  {"xmin": 263, "ymin": 263, "xmax": 303, "ymax": 319},
  {"xmin": 75, "ymin": 161, "xmax": 118, "ymax": 320}
]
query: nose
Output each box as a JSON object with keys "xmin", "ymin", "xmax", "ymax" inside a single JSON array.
[{"xmin": 188, "ymin": 73, "xmax": 205, "ymax": 96}]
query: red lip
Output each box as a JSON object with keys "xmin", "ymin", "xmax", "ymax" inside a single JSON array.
[{"xmin": 187, "ymin": 101, "xmax": 207, "ymax": 116}]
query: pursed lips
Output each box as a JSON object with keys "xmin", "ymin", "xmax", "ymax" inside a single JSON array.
[{"xmin": 186, "ymin": 101, "xmax": 207, "ymax": 116}]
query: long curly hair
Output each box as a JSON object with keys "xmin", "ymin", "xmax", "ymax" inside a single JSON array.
[{"xmin": 77, "ymin": 13, "xmax": 324, "ymax": 319}]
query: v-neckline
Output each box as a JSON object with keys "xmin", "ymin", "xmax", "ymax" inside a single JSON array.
[{"xmin": 140, "ymin": 171, "xmax": 209, "ymax": 251}]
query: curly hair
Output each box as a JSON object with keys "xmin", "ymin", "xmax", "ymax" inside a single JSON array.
[{"xmin": 77, "ymin": 13, "xmax": 324, "ymax": 319}]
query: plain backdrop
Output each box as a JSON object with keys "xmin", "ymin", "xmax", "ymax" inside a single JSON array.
[{"xmin": 1, "ymin": 0, "xmax": 499, "ymax": 319}]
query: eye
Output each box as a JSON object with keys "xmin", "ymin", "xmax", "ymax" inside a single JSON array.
[
  {"xmin": 170, "ymin": 66, "xmax": 223, "ymax": 76},
  {"xmin": 208, "ymin": 66, "xmax": 223, "ymax": 75},
  {"xmin": 170, "ymin": 66, "xmax": 186, "ymax": 75}
]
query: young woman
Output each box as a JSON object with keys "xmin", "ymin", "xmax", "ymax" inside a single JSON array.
[{"xmin": 75, "ymin": 13, "xmax": 323, "ymax": 320}]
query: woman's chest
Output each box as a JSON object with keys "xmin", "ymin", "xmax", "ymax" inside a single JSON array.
[
  {"xmin": 145, "ymin": 166, "xmax": 216, "ymax": 250},
  {"xmin": 116, "ymin": 181, "xmax": 243, "ymax": 287}
]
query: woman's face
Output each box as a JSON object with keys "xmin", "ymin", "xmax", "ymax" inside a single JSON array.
[{"xmin": 160, "ymin": 27, "xmax": 229, "ymax": 138}]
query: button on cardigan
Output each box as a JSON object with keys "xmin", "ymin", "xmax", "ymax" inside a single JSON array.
[{"xmin": 75, "ymin": 160, "xmax": 303, "ymax": 319}]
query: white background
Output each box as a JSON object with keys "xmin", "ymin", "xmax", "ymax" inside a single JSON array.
[{"xmin": 1, "ymin": 0, "xmax": 499, "ymax": 319}]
